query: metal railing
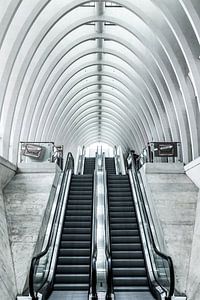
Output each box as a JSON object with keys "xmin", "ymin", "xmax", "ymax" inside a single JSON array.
[
  {"xmin": 29, "ymin": 153, "xmax": 74, "ymax": 300},
  {"xmin": 128, "ymin": 153, "xmax": 175, "ymax": 300},
  {"xmin": 103, "ymin": 154, "xmax": 113, "ymax": 299},
  {"xmin": 138, "ymin": 142, "xmax": 182, "ymax": 167}
]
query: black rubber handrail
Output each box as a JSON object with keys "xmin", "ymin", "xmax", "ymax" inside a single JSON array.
[
  {"xmin": 105, "ymin": 247, "xmax": 113, "ymax": 300},
  {"xmin": 29, "ymin": 152, "xmax": 74, "ymax": 300},
  {"xmin": 90, "ymin": 250, "xmax": 97, "ymax": 299},
  {"xmin": 130, "ymin": 153, "xmax": 175, "ymax": 299}
]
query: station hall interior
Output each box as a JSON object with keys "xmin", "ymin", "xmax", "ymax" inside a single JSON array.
[{"xmin": 0, "ymin": 1, "xmax": 200, "ymax": 300}]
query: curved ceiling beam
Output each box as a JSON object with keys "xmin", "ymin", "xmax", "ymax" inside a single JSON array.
[
  {"xmin": 52, "ymin": 102, "xmax": 140, "ymax": 149},
  {"xmin": 69, "ymin": 131, "xmax": 126, "ymax": 153},
  {"xmin": 0, "ymin": 0, "xmax": 199, "ymax": 163},
  {"xmin": 0, "ymin": 0, "xmax": 23, "ymax": 48},
  {"xmin": 63, "ymin": 116, "xmax": 131, "ymax": 152},
  {"xmin": 44, "ymin": 80, "xmax": 148, "ymax": 146},
  {"xmin": 153, "ymin": 0, "xmax": 200, "ymax": 110},
  {"xmin": 36, "ymin": 56, "xmax": 172, "ymax": 142},
  {"xmin": 2, "ymin": 13, "xmax": 180, "ymax": 159},
  {"xmin": 18, "ymin": 33, "xmax": 172, "ymax": 145},
  {"xmin": 0, "ymin": 0, "xmax": 50, "ymax": 115},
  {"xmin": 50, "ymin": 83, "xmax": 160, "ymax": 143},
  {"xmin": 46, "ymin": 75, "xmax": 154, "ymax": 142},
  {"xmin": 38, "ymin": 56, "xmax": 162, "ymax": 141}
]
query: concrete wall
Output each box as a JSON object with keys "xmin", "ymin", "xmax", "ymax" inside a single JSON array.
[
  {"xmin": 185, "ymin": 157, "xmax": 200, "ymax": 300},
  {"xmin": 140, "ymin": 163, "xmax": 199, "ymax": 296},
  {"xmin": 3, "ymin": 162, "xmax": 60, "ymax": 295},
  {"xmin": 0, "ymin": 157, "xmax": 17, "ymax": 300},
  {"xmin": 186, "ymin": 190, "xmax": 200, "ymax": 300},
  {"xmin": 185, "ymin": 156, "xmax": 200, "ymax": 188}
]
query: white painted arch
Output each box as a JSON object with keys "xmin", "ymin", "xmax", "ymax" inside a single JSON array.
[{"xmin": 0, "ymin": 0, "xmax": 199, "ymax": 163}]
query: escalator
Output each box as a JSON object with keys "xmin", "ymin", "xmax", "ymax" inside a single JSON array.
[
  {"xmin": 107, "ymin": 174, "xmax": 154, "ymax": 299},
  {"xmin": 105, "ymin": 158, "xmax": 116, "ymax": 174},
  {"xmin": 29, "ymin": 154, "xmax": 96, "ymax": 300},
  {"xmin": 50, "ymin": 174, "xmax": 93, "ymax": 297},
  {"xmin": 84, "ymin": 158, "xmax": 95, "ymax": 174},
  {"xmin": 105, "ymin": 153, "xmax": 175, "ymax": 300},
  {"xmin": 29, "ymin": 151, "xmax": 174, "ymax": 300}
]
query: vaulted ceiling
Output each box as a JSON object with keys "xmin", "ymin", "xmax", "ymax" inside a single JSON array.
[{"xmin": 0, "ymin": 0, "xmax": 200, "ymax": 163}]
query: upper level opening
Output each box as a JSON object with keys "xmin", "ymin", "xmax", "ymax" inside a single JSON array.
[{"xmin": 85, "ymin": 142, "xmax": 114, "ymax": 157}]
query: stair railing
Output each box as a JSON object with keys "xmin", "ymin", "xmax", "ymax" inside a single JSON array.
[
  {"xmin": 103, "ymin": 153, "xmax": 114, "ymax": 299},
  {"xmin": 89, "ymin": 153, "xmax": 98, "ymax": 299},
  {"xmin": 128, "ymin": 153, "xmax": 175, "ymax": 300},
  {"xmin": 29, "ymin": 153, "xmax": 74, "ymax": 300}
]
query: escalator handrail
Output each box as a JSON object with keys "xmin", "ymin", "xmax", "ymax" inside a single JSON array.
[
  {"xmin": 90, "ymin": 154, "xmax": 98, "ymax": 298},
  {"xmin": 29, "ymin": 152, "xmax": 74, "ymax": 299},
  {"xmin": 129, "ymin": 153, "xmax": 175, "ymax": 299},
  {"xmin": 103, "ymin": 154, "xmax": 114, "ymax": 298}
]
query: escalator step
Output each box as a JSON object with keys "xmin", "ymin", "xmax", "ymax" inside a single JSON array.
[
  {"xmin": 57, "ymin": 256, "xmax": 90, "ymax": 265},
  {"xmin": 56, "ymin": 265, "xmax": 89, "ymax": 274},
  {"xmin": 59, "ymin": 249, "xmax": 90, "ymax": 256},
  {"xmin": 108, "ymin": 192, "xmax": 132, "ymax": 197},
  {"xmin": 67, "ymin": 200, "xmax": 92, "ymax": 205},
  {"xmin": 110, "ymin": 223, "xmax": 138, "ymax": 230},
  {"xmin": 69, "ymin": 190, "xmax": 93, "ymax": 195},
  {"xmin": 109, "ymin": 207, "xmax": 134, "ymax": 212},
  {"xmin": 112, "ymin": 251, "xmax": 144, "ymax": 259},
  {"xmin": 53, "ymin": 283, "xmax": 89, "ymax": 291},
  {"xmin": 66, "ymin": 204, "xmax": 92, "ymax": 210},
  {"xmin": 55, "ymin": 274, "xmax": 89, "ymax": 284},
  {"xmin": 69, "ymin": 186, "xmax": 93, "ymax": 191},
  {"xmin": 65, "ymin": 210, "xmax": 91, "ymax": 216},
  {"xmin": 63, "ymin": 221, "xmax": 91, "ymax": 228},
  {"xmin": 64, "ymin": 216, "xmax": 91, "ymax": 222},
  {"xmin": 114, "ymin": 286, "xmax": 150, "ymax": 292},
  {"xmin": 62, "ymin": 228, "xmax": 91, "ymax": 234},
  {"xmin": 112, "ymin": 243, "xmax": 142, "ymax": 251},
  {"xmin": 113, "ymin": 267, "xmax": 146, "ymax": 277},
  {"xmin": 109, "ymin": 196, "xmax": 133, "ymax": 201},
  {"xmin": 111, "ymin": 236, "xmax": 140, "ymax": 244},
  {"xmin": 111, "ymin": 229, "xmax": 139, "ymax": 236},
  {"xmin": 108, "ymin": 183, "xmax": 130, "ymax": 187},
  {"xmin": 112, "ymin": 259, "xmax": 145, "ymax": 268},
  {"xmin": 60, "ymin": 241, "xmax": 90, "ymax": 248},
  {"xmin": 110, "ymin": 212, "xmax": 136, "ymax": 217},
  {"xmin": 113, "ymin": 276, "xmax": 148, "ymax": 287},
  {"xmin": 111, "ymin": 217, "xmax": 136, "ymax": 223},
  {"xmin": 109, "ymin": 201, "xmax": 134, "ymax": 207},
  {"xmin": 67, "ymin": 195, "xmax": 92, "ymax": 200},
  {"xmin": 61, "ymin": 234, "xmax": 90, "ymax": 241}
]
